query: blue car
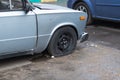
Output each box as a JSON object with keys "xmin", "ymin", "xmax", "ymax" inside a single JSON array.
[{"xmin": 67, "ymin": 0, "xmax": 120, "ymax": 24}]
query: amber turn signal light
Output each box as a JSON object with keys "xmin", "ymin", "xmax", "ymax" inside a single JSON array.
[{"xmin": 80, "ymin": 16, "xmax": 86, "ymax": 20}]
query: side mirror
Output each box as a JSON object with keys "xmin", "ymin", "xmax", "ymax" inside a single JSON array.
[
  {"xmin": 24, "ymin": 5, "xmax": 32, "ymax": 13},
  {"xmin": 23, "ymin": 0, "xmax": 34, "ymax": 14}
]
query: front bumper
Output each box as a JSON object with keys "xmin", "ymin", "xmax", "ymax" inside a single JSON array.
[{"xmin": 80, "ymin": 32, "xmax": 89, "ymax": 42}]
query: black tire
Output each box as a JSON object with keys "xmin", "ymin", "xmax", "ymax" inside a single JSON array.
[
  {"xmin": 47, "ymin": 27, "xmax": 77, "ymax": 57},
  {"xmin": 74, "ymin": 2, "xmax": 92, "ymax": 25}
]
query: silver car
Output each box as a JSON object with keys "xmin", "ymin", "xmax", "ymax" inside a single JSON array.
[{"xmin": 0, "ymin": 0, "xmax": 88, "ymax": 59}]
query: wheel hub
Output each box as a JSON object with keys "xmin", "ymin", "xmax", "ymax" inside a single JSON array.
[
  {"xmin": 58, "ymin": 34, "xmax": 71, "ymax": 51},
  {"xmin": 77, "ymin": 5, "xmax": 87, "ymax": 13}
]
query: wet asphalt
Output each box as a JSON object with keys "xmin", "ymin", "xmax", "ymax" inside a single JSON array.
[{"xmin": 87, "ymin": 20, "xmax": 120, "ymax": 50}]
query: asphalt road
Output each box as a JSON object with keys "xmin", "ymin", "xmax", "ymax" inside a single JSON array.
[
  {"xmin": 87, "ymin": 20, "xmax": 120, "ymax": 50},
  {"xmin": 0, "ymin": 20, "xmax": 120, "ymax": 80}
]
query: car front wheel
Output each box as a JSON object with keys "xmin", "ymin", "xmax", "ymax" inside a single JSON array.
[
  {"xmin": 47, "ymin": 27, "xmax": 77, "ymax": 57},
  {"xmin": 74, "ymin": 2, "xmax": 92, "ymax": 25}
]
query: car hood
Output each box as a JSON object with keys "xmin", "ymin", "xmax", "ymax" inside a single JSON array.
[{"xmin": 33, "ymin": 3, "xmax": 73, "ymax": 10}]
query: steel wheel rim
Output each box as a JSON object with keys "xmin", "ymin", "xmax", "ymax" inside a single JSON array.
[
  {"xmin": 76, "ymin": 5, "xmax": 87, "ymax": 13},
  {"xmin": 57, "ymin": 33, "xmax": 72, "ymax": 52}
]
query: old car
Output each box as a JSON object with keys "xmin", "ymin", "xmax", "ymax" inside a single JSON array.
[
  {"xmin": 67, "ymin": 0, "xmax": 120, "ymax": 24},
  {"xmin": 0, "ymin": 0, "xmax": 88, "ymax": 59}
]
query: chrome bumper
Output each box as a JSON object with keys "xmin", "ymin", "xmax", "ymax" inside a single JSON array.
[{"xmin": 80, "ymin": 32, "xmax": 89, "ymax": 42}]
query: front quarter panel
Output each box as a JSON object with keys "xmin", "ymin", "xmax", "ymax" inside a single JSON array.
[
  {"xmin": 83, "ymin": 0, "xmax": 96, "ymax": 17},
  {"xmin": 68, "ymin": 0, "xmax": 96, "ymax": 18},
  {"xmin": 33, "ymin": 8, "xmax": 87, "ymax": 53},
  {"xmin": 67, "ymin": 0, "xmax": 78, "ymax": 8}
]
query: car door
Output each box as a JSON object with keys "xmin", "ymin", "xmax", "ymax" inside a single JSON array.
[
  {"xmin": 95, "ymin": 0, "xmax": 120, "ymax": 20},
  {"xmin": 0, "ymin": 0, "xmax": 36, "ymax": 55}
]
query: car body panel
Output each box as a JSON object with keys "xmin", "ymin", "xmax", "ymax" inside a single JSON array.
[
  {"xmin": 67, "ymin": 0, "xmax": 96, "ymax": 18},
  {"xmin": 95, "ymin": 0, "xmax": 120, "ymax": 20},
  {"xmin": 67, "ymin": 0, "xmax": 120, "ymax": 21},
  {"xmin": 0, "ymin": 0, "xmax": 87, "ymax": 58},
  {"xmin": 32, "ymin": 5, "xmax": 87, "ymax": 52},
  {"xmin": 0, "ymin": 11, "xmax": 36, "ymax": 56}
]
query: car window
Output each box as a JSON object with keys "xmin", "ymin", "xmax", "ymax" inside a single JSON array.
[
  {"xmin": 0, "ymin": 0, "xmax": 23, "ymax": 11},
  {"xmin": 11, "ymin": 0, "xmax": 23, "ymax": 10},
  {"xmin": 0, "ymin": 0, "xmax": 10, "ymax": 10}
]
